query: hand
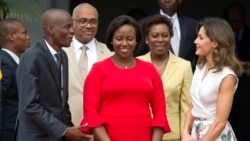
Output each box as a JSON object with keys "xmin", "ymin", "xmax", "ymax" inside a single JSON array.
[
  {"xmin": 181, "ymin": 132, "xmax": 195, "ymax": 141},
  {"xmin": 64, "ymin": 124, "xmax": 92, "ymax": 141}
]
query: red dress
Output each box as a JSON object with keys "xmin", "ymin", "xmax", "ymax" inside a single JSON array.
[{"xmin": 81, "ymin": 58, "xmax": 170, "ymax": 141}]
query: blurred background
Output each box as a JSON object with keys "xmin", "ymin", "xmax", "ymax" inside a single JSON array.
[{"xmin": 2, "ymin": 0, "xmax": 250, "ymax": 45}]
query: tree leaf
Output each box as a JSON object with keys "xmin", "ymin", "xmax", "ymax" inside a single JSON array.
[{"xmin": 0, "ymin": 0, "xmax": 44, "ymax": 23}]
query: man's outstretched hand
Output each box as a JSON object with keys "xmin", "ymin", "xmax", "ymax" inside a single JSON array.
[{"xmin": 65, "ymin": 123, "xmax": 92, "ymax": 141}]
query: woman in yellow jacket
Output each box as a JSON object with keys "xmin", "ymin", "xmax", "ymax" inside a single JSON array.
[{"xmin": 138, "ymin": 15, "xmax": 193, "ymax": 141}]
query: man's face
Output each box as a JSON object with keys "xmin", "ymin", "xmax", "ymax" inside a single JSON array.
[
  {"xmin": 13, "ymin": 22, "xmax": 30, "ymax": 53},
  {"xmin": 227, "ymin": 7, "xmax": 245, "ymax": 32},
  {"xmin": 73, "ymin": 7, "xmax": 98, "ymax": 44},
  {"xmin": 52, "ymin": 15, "xmax": 74, "ymax": 47},
  {"xmin": 158, "ymin": 0, "xmax": 182, "ymax": 16}
]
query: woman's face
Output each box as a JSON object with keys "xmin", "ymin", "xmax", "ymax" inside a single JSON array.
[
  {"xmin": 112, "ymin": 24, "xmax": 137, "ymax": 59},
  {"xmin": 194, "ymin": 26, "xmax": 217, "ymax": 56},
  {"xmin": 146, "ymin": 23, "xmax": 171, "ymax": 57}
]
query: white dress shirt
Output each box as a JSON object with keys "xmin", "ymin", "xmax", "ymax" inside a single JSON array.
[
  {"xmin": 72, "ymin": 36, "xmax": 97, "ymax": 72},
  {"xmin": 160, "ymin": 10, "xmax": 181, "ymax": 56},
  {"xmin": 1, "ymin": 48, "xmax": 20, "ymax": 64}
]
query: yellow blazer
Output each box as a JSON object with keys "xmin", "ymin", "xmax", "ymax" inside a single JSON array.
[
  {"xmin": 138, "ymin": 51, "xmax": 193, "ymax": 140},
  {"xmin": 63, "ymin": 39, "xmax": 113, "ymax": 125}
]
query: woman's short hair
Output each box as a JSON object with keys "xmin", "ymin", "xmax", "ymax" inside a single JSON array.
[{"xmin": 105, "ymin": 15, "xmax": 142, "ymax": 53}]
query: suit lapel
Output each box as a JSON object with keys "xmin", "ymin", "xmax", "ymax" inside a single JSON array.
[
  {"xmin": 162, "ymin": 52, "xmax": 177, "ymax": 81},
  {"xmin": 66, "ymin": 44, "xmax": 83, "ymax": 84},
  {"xmin": 178, "ymin": 16, "xmax": 187, "ymax": 57},
  {"xmin": 96, "ymin": 40, "xmax": 107, "ymax": 61},
  {"xmin": 39, "ymin": 40, "xmax": 62, "ymax": 94},
  {"xmin": 0, "ymin": 50, "xmax": 18, "ymax": 67},
  {"xmin": 141, "ymin": 52, "xmax": 176, "ymax": 82}
]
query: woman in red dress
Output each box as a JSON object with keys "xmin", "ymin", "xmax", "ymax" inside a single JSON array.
[{"xmin": 81, "ymin": 15, "xmax": 171, "ymax": 141}]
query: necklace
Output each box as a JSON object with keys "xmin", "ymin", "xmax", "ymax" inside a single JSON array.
[
  {"xmin": 152, "ymin": 55, "xmax": 168, "ymax": 72},
  {"xmin": 113, "ymin": 56, "xmax": 134, "ymax": 69}
]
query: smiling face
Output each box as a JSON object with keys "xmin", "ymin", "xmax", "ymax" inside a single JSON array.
[
  {"xmin": 73, "ymin": 5, "xmax": 98, "ymax": 44},
  {"xmin": 112, "ymin": 24, "xmax": 137, "ymax": 59},
  {"xmin": 194, "ymin": 26, "xmax": 217, "ymax": 57},
  {"xmin": 146, "ymin": 23, "xmax": 171, "ymax": 57}
]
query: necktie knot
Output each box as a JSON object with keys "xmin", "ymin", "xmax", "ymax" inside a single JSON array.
[{"xmin": 81, "ymin": 45, "xmax": 88, "ymax": 52}]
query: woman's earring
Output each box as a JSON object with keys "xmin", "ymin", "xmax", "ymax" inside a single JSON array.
[{"xmin": 146, "ymin": 41, "xmax": 148, "ymax": 44}]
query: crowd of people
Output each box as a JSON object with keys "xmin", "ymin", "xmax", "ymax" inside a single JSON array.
[{"xmin": 0, "ymin": 1, "xmax": 249, "ymax": 141}]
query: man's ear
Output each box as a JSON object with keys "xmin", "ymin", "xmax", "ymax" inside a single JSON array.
[
  {"xmin": 8, "ymin": 32, "xmax": 15, "ymax": 41},
  {"xmin": 47, "ymin": 25, "xmax": 54, "ymax": 35}
]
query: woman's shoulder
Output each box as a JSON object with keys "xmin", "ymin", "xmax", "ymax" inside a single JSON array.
[
  {"xmin": 92, "ymin": 57, "xmax": 112, "ymax": 68},
  {"xmin": 135, "ymin": 58, "xmax": 158, "ymax": 74},
  {"xmin": 136, "ymin": 52, "xmax": 151, "ymax": 62},
  {"xmin": 171, "ymin": 55, "xmax": 191, "ymax": 64},
  {"xmin": 221, "ymin": 66, "xmax": 236, "ymax": 76},
  {"xmin": 169, "ymin": 53, "xmax": 192, "ymax": 69},
  {"xmin": 136, "ymin": 58, "xmax": 154, "ymax": 67}
]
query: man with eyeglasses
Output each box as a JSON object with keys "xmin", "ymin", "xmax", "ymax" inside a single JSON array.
[{"xmin": 63, "ymin": 3, "xmax": 113, "ymax": 127}]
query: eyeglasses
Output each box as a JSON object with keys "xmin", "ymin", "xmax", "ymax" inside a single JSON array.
[{"xmin": 73, "ymin": 18, "xmax": 98, "ymax": 27}]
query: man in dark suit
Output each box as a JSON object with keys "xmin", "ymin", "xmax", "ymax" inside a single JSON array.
[
  {"xmin": 224, "ymin": 2, "xmax": 250, "ymax": 141},
  {"xmin": 15, "ymin": 9, "xmax": 91, "ymax": 141},
  {"xmin": 0, "ymin": 18, "xmax": 30, "ymax": 141},
  {"xmin": 135, "ymin": 0, "xmax": 197, "ymax": 71}
]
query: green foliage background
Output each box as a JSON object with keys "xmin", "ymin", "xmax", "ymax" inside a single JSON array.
[{"xmin": 0, "ymin": 0, "xmax": 44, "ymax": 22}]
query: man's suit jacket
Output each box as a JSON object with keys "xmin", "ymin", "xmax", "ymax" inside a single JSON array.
[
  {"xmin": 229, "ymin": 25, "xmax": 250, "ymax": 141},
  {"xmin": 15, "ymin": 39, "xmax": 73, "ymax": 141},
  {"xmin": 138, "ymin": 51, "xmax": 192, "ymax": 140},
  {"xmin": 63, "ymin": 39, "xmax": 113, "ymax": 125},
  {"xmin": 135, "ymin": 13, "xmax": 198, "ymax": 71},
  {"xmin": 0, "ymin": 50, "xmax": 19, "ymax": 140},
  {"xmin": 237, "ymin": 25, "xmax": 250, "ymax": 62}
]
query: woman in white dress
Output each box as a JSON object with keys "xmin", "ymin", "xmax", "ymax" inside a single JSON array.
[{"xmin": 181, "ymin": 17, "xmax": 243, "ymax": 141}]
